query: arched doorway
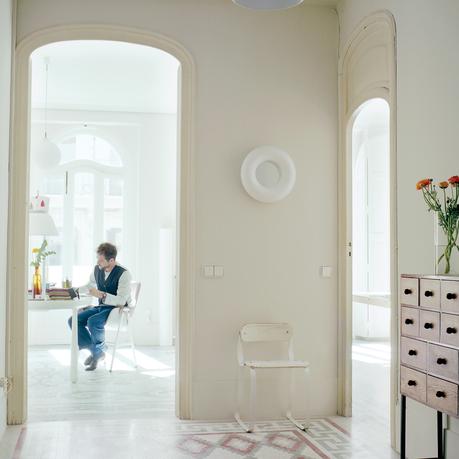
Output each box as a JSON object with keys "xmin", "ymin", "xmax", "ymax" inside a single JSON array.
[
  {"xmin": 7, "ymin": 25, "xmax": 195, "ymax": 424},
  {"xmin": 338, "ymin": 11, "xmax": 397, "ymax": 451}
]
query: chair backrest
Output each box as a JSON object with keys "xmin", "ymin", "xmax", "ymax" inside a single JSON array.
[
  {"xmin": 130, "ymin": 281, "xmax": 141, "ymax": 308},
  {"xmin": 237, "ymin": 323, "xmax": 294, "ymax": 365},
  {"xmin": 240, "ymin": 323, "xmax": 292, "ymax": 343}
]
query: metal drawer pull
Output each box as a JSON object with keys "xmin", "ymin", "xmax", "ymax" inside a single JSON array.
[
  {"xmin": 424, "ymin": 322, "xmax": 434, "ymax": 329},
  {"xmin": 446, "ymin": 292, "xmax": 457, "ymax": 300},
  {"xmin": 408, "ymin": 349, "xmax": 417, "ymax": 356},
  {"xmin": 405, "ymin": 318, "xmax": 414, "ymax": 325},
  {"xmin": 437, "ymin": 358, "xmax": 448, "ymax": 365},
  {"xmin": 436, "ymin": 391, "xmax": 446, "ymax": 398},
  {"xmin": 424, "ymin": 290, "xmax": 434, "ymax": 297},
  {"xmin": 446, "ymin": 327, "xmax": 457, "ymax": 334},
  {"xmin": 404, "ymin": 288, "xmax": 412, "ymax": 295},
  {"xmin": 407, "ymin": 380, "xmax": 417, "ymax": 386}
]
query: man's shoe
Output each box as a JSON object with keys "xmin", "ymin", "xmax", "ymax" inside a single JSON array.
[
  {"xmin": 85, "ymin": 352, "xmax": 105, "ymax": 371},
  {"xmin": 84, "ymin": 355, "xmax": 93, "ymax": 366}
]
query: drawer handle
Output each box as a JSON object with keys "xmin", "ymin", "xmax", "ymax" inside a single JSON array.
[
  {"xmin": 436, "ymin": 391, "xmax": 446, "ymax": 398},
  {"xmin": 408, "ymin": 349, "xmax": 417, "ymax": 356},
  {"xmin": 424, "ymin": 322, "xmax": 434, "ymax": 329},
  {"xmin": 424, "ymin": 290, "xmax": 434, "ymax": 297},
  {"xmin": 405, "ymin": 318, "xmax": 414, "ymax": 325},
  {"xmin": 437, "ymin": 358, "xmax": 448, "ymax": 365},
  {"xmin": 404, "ymin": 288, "xmax": 412, "ymax": 295},
  {"xmin": 446, "ymin": 327, "xmax": 458, "ymax": 334},
  {"xmin": 407, "ymin": 380, "xmax": 417, "ymax": 386},
  {"xmin": 446, "ymin": 292, "xmax": 457, "ymax": 300}
]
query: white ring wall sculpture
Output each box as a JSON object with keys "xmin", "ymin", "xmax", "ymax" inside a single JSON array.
[{"xmin": 240, "ymin": 145, "xmax": 296, "ymax": 203}]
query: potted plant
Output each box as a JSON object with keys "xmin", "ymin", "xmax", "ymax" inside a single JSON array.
[{"xmin": 30, "ymin": 240, "xmax": 55, "ymax": 298}]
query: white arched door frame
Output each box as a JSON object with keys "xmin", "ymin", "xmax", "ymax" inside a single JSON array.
[
  {"xmin": 7, "ymin": 24, "xmax": 196, "ymax": 424},
  {"xmin": 338, "ymin": 10, "xmax": 397, "ymax": 447}
]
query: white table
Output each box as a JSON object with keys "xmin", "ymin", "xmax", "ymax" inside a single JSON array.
[{"xmin": 28, "ymin": 296, "xmax": 92, "ymax": 383}]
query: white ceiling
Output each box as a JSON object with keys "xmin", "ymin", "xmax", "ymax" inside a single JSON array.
[{"xmin": 31, "ymin": 40, "xmax": 180, "ymax": 114}]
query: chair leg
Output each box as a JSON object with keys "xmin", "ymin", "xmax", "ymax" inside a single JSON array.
[
  {"xmin": 234, "ymin": 366, "xmax": 251, "ymax": 433},
  {"xmin": 127, "ymin": 315, "xmax": 137, "ymax": 368},
  {"xmin": 109, "ymin": 312, "xmax": 123, "ymax": 373},
  {"xmin": 248, "ymin": 368, "xmax": 257, "ymax": 433},
  {"xmin": 286, "ymin": 368, "xmax": 309, "ymax": 431}
]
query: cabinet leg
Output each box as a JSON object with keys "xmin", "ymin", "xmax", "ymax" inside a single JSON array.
[
  {"xmin": 401, "ymin": 395, "xmax": 406, "ymax": 459},
  {"xmin": 437, "ymin": 411, "xmax": 443, "ymax": 459}
]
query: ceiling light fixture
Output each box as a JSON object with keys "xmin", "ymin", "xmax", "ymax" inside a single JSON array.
[
  {"xmin": 232, "ymin": 0, "xmax": 304, "ymax": 10},
  {"xmin": 34, "ymin": 57, "xmax": 61, "ymax": 170}
]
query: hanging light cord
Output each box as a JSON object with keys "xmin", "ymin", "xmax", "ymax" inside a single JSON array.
[{"xmin": 44, "ymin": 58, "xmax": 49, "ymax": 139}]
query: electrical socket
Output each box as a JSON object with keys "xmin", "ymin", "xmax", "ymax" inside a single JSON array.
[{"xmin": 0, "ymin": 377, "xmax": 10, "ymax": 395}]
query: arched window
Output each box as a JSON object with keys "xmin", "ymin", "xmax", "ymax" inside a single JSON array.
[{"xmin": 42, "ymin": 133, "xmax": 125, "ymax": 286}]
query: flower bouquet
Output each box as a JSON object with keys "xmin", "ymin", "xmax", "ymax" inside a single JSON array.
[{"xmin": 417, "ymin": 176, "xmax": 459, "ymax": 274}]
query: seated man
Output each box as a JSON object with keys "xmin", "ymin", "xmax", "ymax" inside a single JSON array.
[{"xmin": 68, "ymin": 242, "xmax": 132, "ymax": 371}]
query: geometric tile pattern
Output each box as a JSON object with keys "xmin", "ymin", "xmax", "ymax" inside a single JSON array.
[{"xmin": 8, "ymin": 418, "xmax": 375, "ymax": 459}]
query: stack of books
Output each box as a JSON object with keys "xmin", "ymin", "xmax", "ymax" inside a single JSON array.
[{"xmin": 48, "ymin": 288, "xmax": 72, "ymax": 300}]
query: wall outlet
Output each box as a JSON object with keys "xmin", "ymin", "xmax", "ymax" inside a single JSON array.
[
  {"xmin": 0, "ymin": 377, "xmax": 11, "ymax": 395},
  {"xmin": 214, "ymin": 265, "xmax": 224, "ymax": 278},
  {"xmin": 203, "ymin": 265, "xmax": 214, "ymax": 278}
]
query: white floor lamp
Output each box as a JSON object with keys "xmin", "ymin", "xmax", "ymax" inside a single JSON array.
[{"xmin": 29, "ymin": 194, "xmax": 58, "ymax": 299}]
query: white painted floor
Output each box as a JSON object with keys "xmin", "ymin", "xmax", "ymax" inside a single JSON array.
[
  {"xmin": 351, "ymin": 339, "xmax": 397, "ymax": 458},
  {"xmin": 28, "ymin": 345, "xmax": 175, "ymax": 422},
  {"xmin": 0, "ymin": 343, "xmax": 400, "ymax": 458}
]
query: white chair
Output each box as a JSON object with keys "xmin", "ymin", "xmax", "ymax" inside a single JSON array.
[
  {"xmin": 105, "ymin": 281, "xmax": 141, "ymax": 372},
  {"xmin": 234, "ymin": 323, "xmax": 310, "ymax": 433}
]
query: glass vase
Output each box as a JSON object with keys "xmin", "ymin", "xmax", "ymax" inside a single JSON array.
[
  {"xmin": 434, "ymin": 213, "xmax": 459, "ymax": 275},
  {"xmin": 33, "ymin": 266, "xmax": 42, "ymax": 298}
]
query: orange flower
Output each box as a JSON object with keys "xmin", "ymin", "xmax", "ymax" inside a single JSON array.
[
  {"xmin": 439, "ymin": 181, "xmax": 449, "ymax": 189},
  {"xmin": 448, "ymin": 175, "xmax": 459, "ymax": 185},
  {"xmin": 416, "ymin": 178, "xmax": 432, "ymax": 190}
]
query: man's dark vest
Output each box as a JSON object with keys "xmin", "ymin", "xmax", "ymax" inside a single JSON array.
[{"xmin": 94, "ymin": 264, "xmax": 127, "ymax": 306}]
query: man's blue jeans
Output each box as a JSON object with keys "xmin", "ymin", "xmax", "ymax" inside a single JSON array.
[{"xmin": 68, "ymin": 305, "xmax": 115, "ymax": 359}]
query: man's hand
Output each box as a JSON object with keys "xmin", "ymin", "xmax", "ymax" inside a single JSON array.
[{"xmin": 89, "ymin": 288, "xmax": 104, "ymax": 299}]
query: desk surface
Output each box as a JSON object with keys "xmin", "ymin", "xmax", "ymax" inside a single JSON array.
[{"xmin": 28, "ymin": 296, "xmax": 92, "ymax": 310}]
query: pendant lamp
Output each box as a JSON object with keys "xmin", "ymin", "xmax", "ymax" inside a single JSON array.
[
  {"xmin": 34, "ymin": 57, "xmax": 61, "ymax": 170},
  {"xmin": 232, "ymin": 0, "xmax": 304, "ymax": 10}
]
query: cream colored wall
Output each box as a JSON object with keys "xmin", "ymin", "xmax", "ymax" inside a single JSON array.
[
  {"xmin": 338, "ymin": 0, "xmax": 459, "ymax": 456},
  {"xmin": 15, "ymin": 0, "xmax": 339, "ymax": 419},
  {"xmin": 0, "ymin": 0, "xmax": 13, "ymax": 440}
]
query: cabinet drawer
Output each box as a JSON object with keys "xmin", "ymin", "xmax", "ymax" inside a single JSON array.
[
  {"xmin": 401, "ymin": 307, "xmax": 420, "ymax": 338},
  {"xmin": 441, "ymin": 280, "xmax": 459, "ymax": 313},
  {"xmin": 419, "ymin": 310, "xmax": 440, "ymax": 342},
  {"xmin": 401, "ymin": 337, "xmax": 427, "ymax": 371},
  {"xmin": 440, "ymin": 313, "xmax": 459, "ymax": 347},
  {"xmin": 400, "ymin": 277, "xmax": 419, "ymax": 306},
  {"xmin": 427, "ymin": 343, "xmax": 459, "ymax": 383},
  {"xmin": 401, "ymin": 365, "xmax": 426, "ymax": 404},
  {"xmin": 420, "ymin": 279, "xmax": 441, "ymax": 310},
  {"xmin": 427, "ymin": 375, "xmax": 459, "ymax": 417}
]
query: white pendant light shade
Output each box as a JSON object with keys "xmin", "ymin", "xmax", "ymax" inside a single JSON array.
[
  {"xmin": 233, "ymin": 0, "xmax": 304, "ymax": 10},
  {"xmin": 29, "ymin": 212, "xmax": 59, "ymax": 237},
  {"xmin": 34, "ymin": 136, "xmax": 61, "ymax": 170}
]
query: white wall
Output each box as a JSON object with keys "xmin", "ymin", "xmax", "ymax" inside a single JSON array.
[
  {"xmin": 16, "ymin": 0, "xmax": 339, "ymax": 420},
  {"xmin": 28, "ymin": 108, "xmax": 176, "ymax": 346},
  {"xmin": 338, "ymin": 0, "xmax": 459, "ymax": 456},
  {"xmin": 0, "ymin": 0, "xmax": 13, "ymax": 441}
]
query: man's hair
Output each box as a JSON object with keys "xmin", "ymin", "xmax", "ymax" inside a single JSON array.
[{"xmin": 97, "ymin": 242, "xmax": 117, "ymax": 261}]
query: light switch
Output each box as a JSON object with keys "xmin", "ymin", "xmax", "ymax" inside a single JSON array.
[
  {"xmin": 214, "ymin": 265, "xmax": 224, "ymax": 278},
  {"xmin": 203, "ymin": 265, "xmax": 214, "ymax": 278},
  {"xmin": 321, "ymin": 266, "xmax": 333, "ymax": 278}
]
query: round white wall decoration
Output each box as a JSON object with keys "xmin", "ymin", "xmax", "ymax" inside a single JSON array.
[{"xmin": 240, "ymin": 146, "xmax": 296, "ymax": 203}]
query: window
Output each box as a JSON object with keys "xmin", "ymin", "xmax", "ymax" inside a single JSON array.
[{"xmin": 43, "ymin": 134, "xmax": 125, "ymax": 286}]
